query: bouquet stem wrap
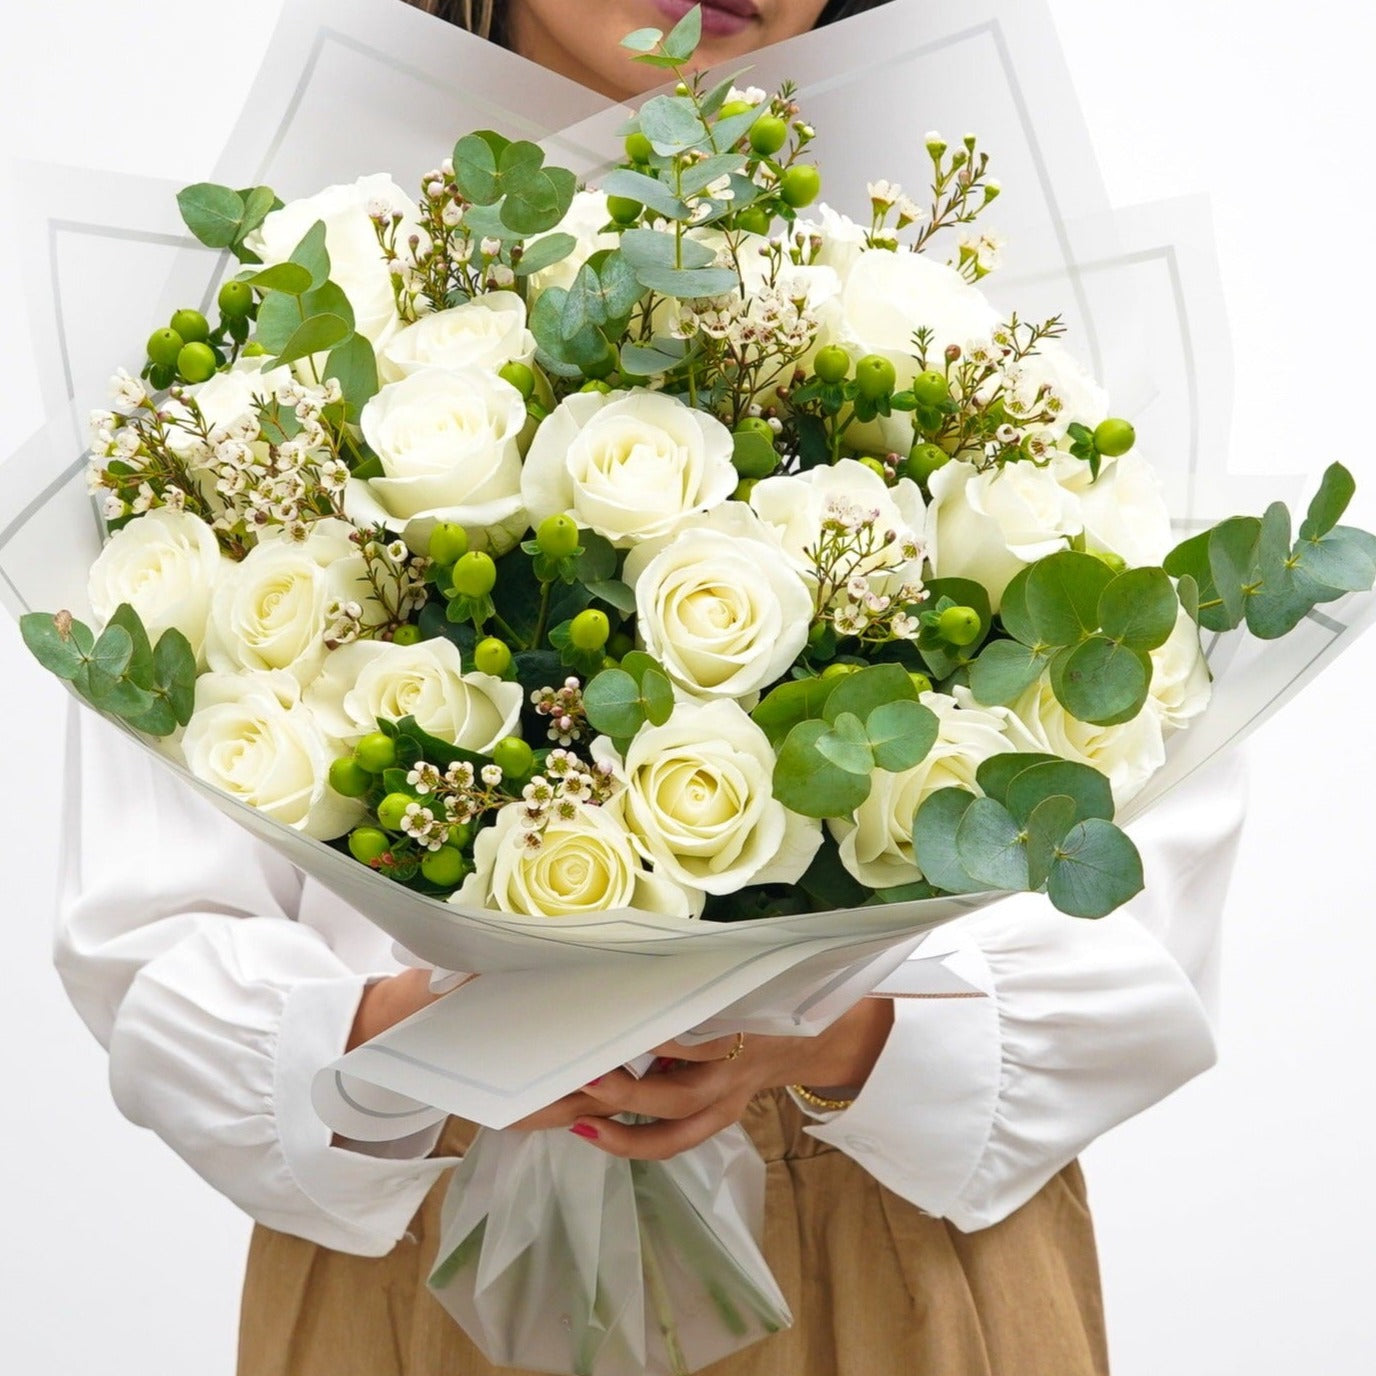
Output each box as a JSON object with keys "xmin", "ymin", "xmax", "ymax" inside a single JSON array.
[{"xmin": 429, "ymin": 1124, "xmax": 789, "ymax": 1376}]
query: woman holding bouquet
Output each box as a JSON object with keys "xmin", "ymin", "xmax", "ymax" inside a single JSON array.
[{"xmin": 54, "ymin": 1, "xmax": 1249, "ymax": 1374}]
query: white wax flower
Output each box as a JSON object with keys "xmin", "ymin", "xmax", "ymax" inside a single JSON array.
[
  {"xmin": 828, "ymin": 692, "xmax": 1013, "ymax": 890},
  {"xmin": 1010, "ymin": 339, "xmax": 1109, "ymax": 438},
  {"xmin": 622, "ymin": 503, "xmax": 811, "ymax": 700},
  {"xmin": 521, "ymin": 388, "xmax": 737, "ymax": 548},
  {"xmin": 593, "ymin": 700, "xmax": 822, "ymax": 896},
  {"xmin": 305, "ymin": 637, "xmax": 521, "ymax": 753},
  {"xmin": 243, "ymin": 173, "xmax": 420, "ymax": 349},
  {"xmin": 179, "ymin": 670, "xmax": 362, "ymax": 840},
  {"xmin": 348, "ymin": 366, "xmax": 527, "ymax": 555},
  {"xmin": 926, "ymin": 457, "xmax": 1084, "ymax": 611},
  {"xmin": 203, "ymin": 518, "xmax": 373, "ymax": 685},
  {"xmin": 87, "ymin": 507, "xmax": 225, "ymax": 663},
  {"xmin": 377, "ymin": 291, "xmax": 536, "ymax": 383},
  {"xmin": 162, "ymin": 360, "xmax": 293, "ymax": 459},
  {"xmin": 455, "ymin": 802, "xmax": 697, "ymax": 919}
]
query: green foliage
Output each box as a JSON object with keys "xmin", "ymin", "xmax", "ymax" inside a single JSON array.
[
  {"xmin": 451, "ymin": 133, "xmax": 577, "ymax": 237},
  {"xmin": 582, "ymin": 654, "xmax": 674, "ymax": 743},
  {"xmin": 21, "ymin": 604, "xmax": 195, "ymax": 737},
  {"xmin": 177, "ymin": 182, "xmax": 281, "ymax": 262},
  {"xmin": 1163, "ymin": 463, "xmax": 1375, "ymax": 640}
]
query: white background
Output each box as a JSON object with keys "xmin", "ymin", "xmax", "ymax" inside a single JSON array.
[{"xmin": 1, "ymin": 2, "xmax": 1373, "ymax": 1373}]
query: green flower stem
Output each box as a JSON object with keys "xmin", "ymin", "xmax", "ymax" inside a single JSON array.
[
  {"xmin": 531, "ymin": 579, "xmax": 555, "ymax": 650},
  {"xmin": 488, "ymin": 610, "xmax": 527, "ymax": 651}
]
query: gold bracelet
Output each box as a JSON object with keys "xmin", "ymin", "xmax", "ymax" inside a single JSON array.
[{"xmin": 789, "ymin": 1083, "xmax": 856, "ymax": 1113}]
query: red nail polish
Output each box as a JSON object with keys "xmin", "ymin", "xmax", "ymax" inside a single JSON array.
[
  {"xmin": 570, "ymin": 1122, "xmax": 599, "ymax": 1141},
  {"xmin": 585, "ymin": 1076, "xmax": 604, "ymax": 1086},
  {"xmin": 652, "ymin": 1056, "xmax": 675, "ymax": 1073}
]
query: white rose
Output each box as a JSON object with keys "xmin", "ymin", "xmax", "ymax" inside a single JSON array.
[
  {"xmin": 526, "ymin": 190, "xmax": 619, "ymax": 297},
  {"xmin": 927, "ymin": 458, "xmax": 1083, "ymax": 610},
  {"xmin": 455, "ymin": 801, "xmax": 697, "ymax": 919},
  {"xmin": 88, "ymin": 507, "xmax": 225, "ymax": 662},
  {"xmin": 993, "ymin": 677, "xmax": 1166, "ymax": 808},
  {"xmin": 521, "ymin": 389, "xmax": 737, "ymax": 548},
  {"xmin": 204, "ymin": 518, "xmax": 371, "ymax": 684},
  {"xmin": 242, "ymin": 173, "xmax": 420, "ymax": 348},
  {"xmin": 623, "ymin": 503, "xmax": 811, "ymax": 700},
  {"xmin": 1075, "ymin": 451, "xmax": 1174, "ymax": 569},
  {"xmin": 828, "ymin": 692, "xmax": 1013, "ymax": 889},
  {"xmin": 180, "ymin": 670, "xmax": 363, "ymax": 840},
  {"xmin": 1148, "ymin": 605, "xmax": 1212, "ymax": 730},
  {"xmin": 1010, "ymin": 340, "xmax": 1109, "ymax": 438},
  {"xmin": 835, "ymin": 248, "xmax": 1001, "ymax": 452},
  {"xmin": 593, "ymin": 700, "xmax": 822, "ymax": 896},
  {"xmin": 162, "ymin": 360, "xmax": 294, "ymax": 459},
  {"xmin": 347, "ymin": 367, "xmax": 527, "ymax": 554},
  {"xmin": 749, "ymin": 458, "xmax": 927, "ymax": 588},
  {"xmin": 305, "ymin": 637, "xmax": 522, "ymax": 752},
  {"xmin": 377, "ymin": 291, "xmax": 536, "ymax": 383}
]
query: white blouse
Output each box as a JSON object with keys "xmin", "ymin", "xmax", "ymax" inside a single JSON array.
[{"xmin": 54, "ymin": 705, "xmax": 1247, "ymax": 1256}]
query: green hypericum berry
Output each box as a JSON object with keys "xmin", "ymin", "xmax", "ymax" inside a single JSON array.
[
  {"xmin": 376, "ymin": 792, "xmax": 414, "ymax": 832},
  {"xmin": 734, "ymin": 205, "xmax": 772, "ymax": 236},
  {"xmin": 748, "ymin": 114, "xmax": 789, "ymax": 156},
  {"xmin": 904, "ymin": 442, "xmax": 951, "ymax": 484},
  {"xmin": 428, "ymin": 521, "xmax": 468, "ymax": 566},
  {"xmin": 937, "ymin": 606, "xmax": 982, "ymax": 647},
  {"xmin": 732, "ymin": 477, "xmax": 758, "ymax": 501},
  {"xmin": 348, "ymin": 827, "xmax": 391, "ymax": 864},
  {"xmin": 452, "ymin": 551, "xmax": 497, "ymax": 597},
  {"xmin": 608, "ymin": 631, "xmax": 634, "ymax": 659},
  {"xmin": 354, "ymin": 731, "xmax": 398, "ymax": 774},
  {"xmin": 779, "ymin": 165, "xmax": 821, "ymax": 208},
  {"xmin": 421, "ymin": 846, "xmax": 468, "ymax": 887},
  {"xmin": 474, "ymin": 637, "xmax": 512, "ymax": 676},
  {"xmin": 717, "ymin": 99, "xmax": 754, "ymax": 120},
  {"xmin": 908, "ymin": 671, "xmax": 934, "ymax": 695},
  {"xmin": 1093, "ymin": 417, "xmax": 1136, "ymax": 457},
  {"xmin": 148, "ymin": 363, "xmax": 177, "ymax": 391},
  {"xmin": 176, "ymin": 342, "xmax": 217, "ymax": 384},
  {"xmin": 498, "ymin": 361, "xmax": 536, "ymax": 399},
  {"xmin": 814, "ymin": 345, "xmax": 850, "ymax": 384},
  {"xmin": 447, "ymin": 820, "xmax": 475, "ymax": 850},
  {"xmin": 734, "ymin": 416, "xmax": 774, "ymax": 442},
  {"xmin": 821, "ymin": 661, "xmax": 862, "ymax": 678},
  {"xmin": 624, "ymin": 131, "xmax": 654, "ymax": 163},
  {"xmin": 169, "ymin": 308, "xmax": 210, "ymax": 344},
  {"xmin": 328, "ymin": 757, "xmax": 373, "ymax": 799},
  {"xmin": 911, "ymin": 370, "xmax": 949, "ymax": 408},
  {"xmin": 1090, "ymin": 548, "xmax": 1128, "ymax": 573},
  {"xmin": 491, "ymin": 736, "xmax": 534, "ymax": 779},
  {"xmin": 854, "ymin": 354, "xmax": 897, "ymax": 401},
  {"xmin": 858, "ymin": 456, "xmax": 888, "ymax": 481},
  {"xmin": 569, "ymin": 608, "xmax": 610, "ymax": 651},
  {"xmin": 217, "ymin": 280, "xmax": 254, "ymax": 319},
  {"xmin": 536, "ymin": 513, "xmax": 580, "ymax": 558},
  {"xmin": 146, "ymin": 328, "xmax": 184, "ymax": 368},
  {"xmin": 582, "ymin": 344, "xmax": 618, "ymax": 381},
  {"xmin": 391, "ymin": 624, "xmax": 422, "ymax": 646},
  {"xmin": 606, "ymin": 195, "xmax": 643, "ymax": 224}
]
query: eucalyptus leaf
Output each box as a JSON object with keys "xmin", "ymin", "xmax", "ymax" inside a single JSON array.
[
  {"xmin": 324, "ymin": 333, "xmax": 378, "ymax": 423},
  {"xmin": 152, "ymin": 628, "xmax": 197, "ymax": 725},
  {"xmin": 288, "ymin": 220, "xmax": 331, "ymax": 290},
  {"xmin": 679, "ymin": 153, "xmax": 748, "ymax": 197},
  {"xmin": 242, "ymin": 262, "xmax": 314, "ymax": 297},
  {"xmin": 639, "ymin": 94, "xmax": 706, "ymax": 153},
  {"xmin": 1097, "ymin": 566, "xmax": 1177, "ymax": 651},
  {"xmin": 583, "ymin": 579, "xmax": 637, "ymax": 614},
  {"xmin": 996, "ymin": 565, "xmax": 1041, "ymax": 646},
  {"xmin": 1164, "ymin": 529, "xmax": 1232, "ymax": 632},
  {"xmin": 1207, "ymin": 516, "xmax": 1262, "ymax": 628},
  {"xmin": 633, "ymin": 265, "xmax": 740, "ymax": 298},
  {"xmin": 176, "ymin": 183, "xmax": 246, "ymax": 249},
  {"xmin": 619, "ymin": 228, "xmax": 717, "ymax": 270},
  {"xmin": 20, "ymin": 611, "xmax": 92, "ymax": 680},
  {"xmin": 910, "ymin": 788, "xmax": 986, "ymax": 894},
  {"xmin": 1294, "ymin": 532, "xmax": 1375, "ymax": 594},
  {"xmin": 620, "ymin": 27, "xmax": 662, "ymax": 52},
  {"xmin": 814, "ymin": 712, "xmax": 874, "ymax": 776},
  {"xmin": 105, "ymin": 603, "xmax": 154, "ymax": 686},
  {"xmin": 822, "ymin": 662, "xmax": 917, "ymax": 724},
  {"xmin": 974, "ymin": 752, "xmax": 1063, "ymax": 806},
  {"xmin": 1004, "ymin": 759, "xmax": 1114, "ymax": 827},
  {"xmin": 1024, "ymin": 794, "xmax": 1079, "ymax": 891},
  {"xmin": 641, "ymin": 668, "xmax": 675, "ymax": 727},
  {"xmin": 273, "ymin": 313, "xmax": 352, "ymax": 368},
  {"xmin": 582, "ymin": 668, "xmax": 645, "ymax": 737},
  {"xmin": 662, "ymin": 3, "xmax": 702, "ymax": 59},
  {"xmin": 773, "ymin": 719, "xmax": 872, "ymax": 818},
  {"xmin": 1050, "ymin": 635, "xmax": 1150, "ymax": 725},
  {"xmin": 1046, "ymin": 819, "xmax": 1144, "ymax": 918},
  {"xmin": 955, "ymin": 797, "xmax": 1029, "ymax": 891},
  {"xmin": 751, "ymin": 676, "xmax": 837, "ymax": 746},
  {"xmin": 1298, "ymin": 462, "xmax": 1356, "ymax": 541},
  {"xmin": 865, "ymin": 699, "xmax": 938, "ymax": 773},
  {"xmin": 1025, "ymin": 551, "xmax": 1116, "ymax": 647},
  {"xmin": 502, "ymin": 167, "xmax": 577, "ymax": 236},
  {"xmin": 514, "ymin": 232, "xmax": 577, "ymax": 277},
  {"xmin": 967, "ymin": 638, "xmax": 1048, "ymax": 706},
  {"xmin": 602, "ymin": 168, "xmax": 689, "ymax": 220}
]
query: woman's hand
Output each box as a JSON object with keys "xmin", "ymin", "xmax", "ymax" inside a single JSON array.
[
  {"xmin": 345, "ymin": 967, "xmax": 445, "ymax": 1051},
  {"xmin": 550, "ymin": 997, "xmax": 895, "ymax": 1160}
]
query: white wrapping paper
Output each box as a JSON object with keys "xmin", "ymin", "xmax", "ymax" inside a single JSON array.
[{"xmin": 2, "ymin": 1, "xmax": 1373, "ymax": 1371}]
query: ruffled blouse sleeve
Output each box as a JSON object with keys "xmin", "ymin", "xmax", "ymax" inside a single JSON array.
[
  {"xmin": 804, "ymin": 750, "xmax": 1247, "ymax": 1231},
  {"xmin": 54, "ymin": 705, "xmax": 456, "ymax": 1257}
]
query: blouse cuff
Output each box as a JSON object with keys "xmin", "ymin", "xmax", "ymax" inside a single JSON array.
[
  {"xmin": 273, "ymin": 974, "xmax": 457, "ymax": 1255},
  {"xmin": 804, "ymin": 953, "xmax": 1001, "ymax": 1218}
]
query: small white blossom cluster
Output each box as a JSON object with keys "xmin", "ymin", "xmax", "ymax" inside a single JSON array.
[
  {"xmin": 511, "ymin": 748, "xmax": 619, "ymax": 854},
  {"xmin": 866, "ymin": 178, "xmax": 927, "ymax": 245},
  {"xmin": 387, "ymin": 756, "xmax": 515, "ymax": 850},
  {"xmin": 830, "ymin": 569, "xmax": 927, "ymax": 642},
  {"xmin": 808, "ymin": 495, "xmax": 927, "ymax": 635},
  {"xmin": 676, "ymin": 280, "xmax": 820, "ymax": 360},
  {"xmin": 530, "ymin": 677, "xmax": 589, "ymax": 745}
]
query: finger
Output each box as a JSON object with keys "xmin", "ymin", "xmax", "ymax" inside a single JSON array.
[
  {"xmin": 580, "ymin": 1061, "xmax": 729, "ymax": 1120},
  {"xmin": 568, "ymin": 1097, "xmax": 747, "ymax": 1161},
  {"xmin": 647, "ymin": 1033, "xmax": 742, "ymax": 1063},
  {"xmin": 508, "ymin": 1090, "xmax": 604, "ymax": 1132}
]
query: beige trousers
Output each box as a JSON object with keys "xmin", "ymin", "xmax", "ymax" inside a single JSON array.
[{"xmin": 239, "ymin": 1090, "xmax": 1109, "ymax": 1376}]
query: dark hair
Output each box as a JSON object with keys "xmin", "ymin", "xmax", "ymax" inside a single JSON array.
[{"xmin": 406, "ymin": 1, "xmax": 895, "ymax": 49}]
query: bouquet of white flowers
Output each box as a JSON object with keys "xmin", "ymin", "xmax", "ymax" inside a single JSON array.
[{"xmin": 6, "ymin": 2, "xmax": 1375, "ymax": 1373}]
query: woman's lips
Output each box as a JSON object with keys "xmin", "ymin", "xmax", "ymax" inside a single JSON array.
[{"xmin": 651, "ymin": 0, "xmax": 760, "ymax": 40}]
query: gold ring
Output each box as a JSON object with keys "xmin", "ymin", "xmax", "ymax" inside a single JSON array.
[{"xmin": 724, "ymin": 1032, "xmax": 746, "ymax": 1061}]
